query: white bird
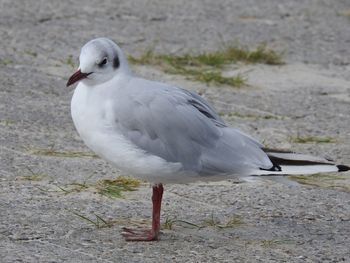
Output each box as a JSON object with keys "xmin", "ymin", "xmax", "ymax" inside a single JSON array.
[{"xmin": 67, "ymin": 38, "xmax": 349, "ymax": 241}]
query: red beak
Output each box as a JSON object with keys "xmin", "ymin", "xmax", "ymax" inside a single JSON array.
[{"xmin": 66, "ymin": 69, "xmax": 92, "ymax": 87}]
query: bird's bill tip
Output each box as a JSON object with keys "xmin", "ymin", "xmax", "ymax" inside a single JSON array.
[{"xmin": 66, "ymin": 69, "xmax": 91, "ymax": 87}]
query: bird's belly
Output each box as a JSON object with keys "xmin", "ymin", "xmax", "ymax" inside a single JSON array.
[
  {"xmin": 71, "ymin": 95, "xmax": 182, "ymax": 181},
  {"xmin": 84, "ymin": 127, "xmax": 182, "ymax": 178}
]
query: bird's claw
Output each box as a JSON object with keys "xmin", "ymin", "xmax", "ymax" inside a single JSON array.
[{"xmin": 122, "ymin": 227, "xmax": 159, "ymax": 241}]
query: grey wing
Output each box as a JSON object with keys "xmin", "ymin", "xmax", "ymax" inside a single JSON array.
[
  {"xmin": 179, "ymin": 88, "xmax": 227, "ymax": 127},
  {"xmin": 179, "ymin": 88, "xmax": 263, "ymax": 148},
  {"xmin": 115, "ymin": 79, "xmax": 272, "ymax": 174}
]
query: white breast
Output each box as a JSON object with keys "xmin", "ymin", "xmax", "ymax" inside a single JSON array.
[{"xmin": 70, "ymin": 83, "xmax": 182, "ymax": 182}]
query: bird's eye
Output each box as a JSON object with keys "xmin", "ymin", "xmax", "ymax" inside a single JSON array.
[{"xmin": 98, "ymin": 57, "xmax": 108, "ymax": 67}]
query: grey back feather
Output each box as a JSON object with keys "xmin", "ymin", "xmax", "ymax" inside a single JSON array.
[{"xmin": 112, "ymin": 77, "xmax": 272, "ymax": 174}]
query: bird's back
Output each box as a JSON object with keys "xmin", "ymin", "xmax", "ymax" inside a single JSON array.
[{"xmin": 112, "ymin": 77, "xmax": 274, "ymax": 176}]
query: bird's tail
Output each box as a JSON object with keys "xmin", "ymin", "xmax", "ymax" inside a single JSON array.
[{"xmin": 254, "ymin": 148, "xmax": 349, "ymax": 176}]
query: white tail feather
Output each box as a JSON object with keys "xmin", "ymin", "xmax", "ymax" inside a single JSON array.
[
  {"xmin": 267, "ymin": 152, "xmax": 333, "ymax": 164},
  {"xmin": 251, "ymin": 149, "xmax": 349, "ymax": 176}
]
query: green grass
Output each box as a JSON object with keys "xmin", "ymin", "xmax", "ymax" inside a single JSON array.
[
  {"xmin": 74, "ymin": 212, "xmax": 244, "ymax": 231},
  {"xmin": 24, "ymin": 50, "xmax": 38, "ymax": 57},
  {"xmin": 70, "ymin": 212, "xmax": 156, "ymax": 229},
  {"xmin": 129, "ymin": 44, "xmax": 283, "ymax": 68},
  {"xmin": 35, "ymin": 181, "xmax": 90, "ymax": 194},
  {"xmin": 0, "ymin": 119, "xmax": 15, "ymax": 126},
  {"xmin": 162, "ymin": 216, "xmax": 201, "ymax": 230},
  {"xmin": 128, "ymin": 44, "xmax": 283, "ymax": 88},
  {"xmin": 96, "ymin": 176, "xmax": 141, "ymax": 198},
  {"xmin": 167, "ymin": 66, "xmax": 246, "ymax": 87},
  {"xmin": 0, "ymin": 58, "xmax": 13, "ymax": 66},
  {"xmin": 161, "ymin": 214, "xmax": 244, "ymax": 230},
  {"xmin": 289, "ymin": 173, "xmax": 346, "ymax": 181},
  {"xmin": 35, "ymin": 176, "xmax": 141, "ymax": 197},
  {"xmin": 260, "ymin": 240, "xmax": 279, "ymax": 248},
  {"xmin": 289, "ymin": 173, "xmax": 350, "ymax": 192},
  {"xmin": 56, "ymin": 182, "xmax": 89, "ymax": 194},
  {"xmin": 221, "ymin": 215, "xmax": 245, "ymax": 228},
  {"xmin": 17, "ymin": 167, "xmax": 48, "ymax": 181},
  {"xmin": 260, "ymin": 239, "xmax": 294, "ymax": 248},
  {"xmin": 290, "ymin": 135, "xmax": 337, "ymax": 144},
  {"xmin": 64, "ymin": 55, "xmax": 76, "ymax": 69},
  {"xmin": 202, "ymin": 213, "xmax": 221, "ymax": 227},
  {"xmin": 162, "ymin": 216, "xmax": 175, "ymax": 230},
  {"xmin": 338, "ymin": 10, "xmax": 350, "ymax": 18},
  {"xmin": 220, "ymin": 111, "xmax": 284, "ymax": 120},
  {"xmin": 222, "ymin": 44, "xmax": 284, "ymax": 65},
  {"xmin": 69, "ymin": 210, "xmax": 115, "ymax": 229},
  {"xmin": 202, "ymin": 213, "xmax": 244, "ymax": 229},
  {"xmin": 28, "ymin": 147, "xmax": 99, "ymax": 158},
  {"xmin": 19, "ymin": 174, "xmax": 47, "ymax": 181}
]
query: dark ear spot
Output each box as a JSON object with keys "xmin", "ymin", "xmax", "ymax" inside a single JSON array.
[
  {"xmin": 113, "ymin": 56, "xmax": 120, "ymax": 69},
  {"xmin": 98, "ymin": 57, "xmax": 108, "ymax": 67}
]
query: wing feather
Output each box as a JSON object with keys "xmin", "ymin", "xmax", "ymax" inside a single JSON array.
[{"xmin": 113, "ymin": 78, "xmax": 272, "ymax": 174}]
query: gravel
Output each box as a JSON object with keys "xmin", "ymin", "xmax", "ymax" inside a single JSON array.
[{"xmin": 1, "ymin": 0, "xmax": 349, "ymax": 262}]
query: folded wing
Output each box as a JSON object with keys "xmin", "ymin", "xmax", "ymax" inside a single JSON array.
[{"xmin": 114, "ymin": 78, "xmax": 273, "ymax": 175}]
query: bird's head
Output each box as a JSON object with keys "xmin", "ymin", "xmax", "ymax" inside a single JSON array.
[{"xmin": 66, "ymin": 38, "xmax": 129, "ymax": 87}]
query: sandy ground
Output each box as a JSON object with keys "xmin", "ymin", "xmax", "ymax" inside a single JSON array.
[{"xmin": 1, "ymin": 0, "xmax": 350, "ymax": 262}]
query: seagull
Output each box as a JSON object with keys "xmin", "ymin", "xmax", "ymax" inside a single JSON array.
[{"xmin": 67, "ymin": 38, "xmax": 349, "ymax": 241}]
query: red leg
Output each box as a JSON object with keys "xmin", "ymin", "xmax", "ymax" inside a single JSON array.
[{"xmin": 122, "ymin": 183, "xmax": 164, "ymax": 241}]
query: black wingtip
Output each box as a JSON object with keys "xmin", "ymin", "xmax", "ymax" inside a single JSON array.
[{"xmin": 337, "ymin": 165, "xmax": 350, "ymax": 172}]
